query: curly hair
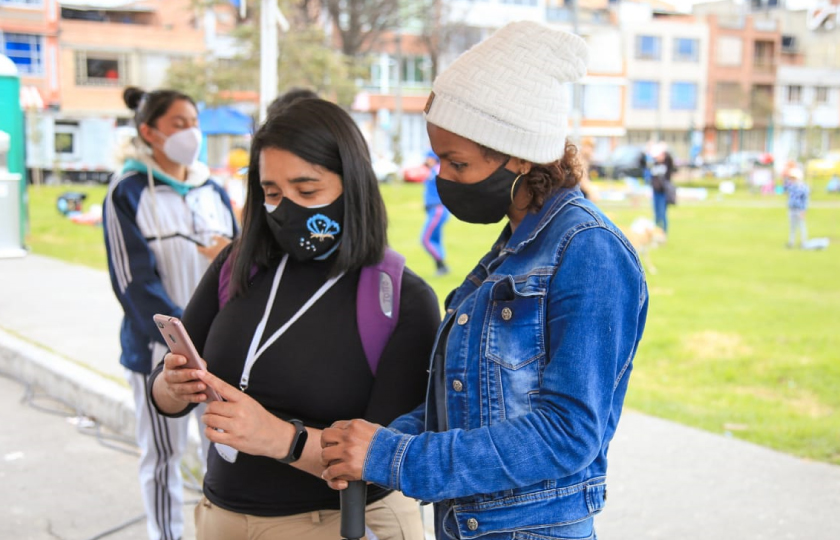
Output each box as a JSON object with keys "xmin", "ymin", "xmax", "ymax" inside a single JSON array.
[{"xmin": 479, "ymin": 141, "xmax": 583, "ymax": 213}]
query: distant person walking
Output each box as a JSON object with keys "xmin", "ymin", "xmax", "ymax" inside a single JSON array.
[
  {"xmin": 420, "ymin": 150, "xmax": 451, "ymax": 276},
  {"xmin": 786, "ymin": 168, "xmax": 810, "ymax": 249},
  {"xmin": 650, "ymin": 143, "xmax": 676, "ymax": 235},
  {"xmin": 103, "ymin": 86, "xmax": 238, "ymax": 540}
]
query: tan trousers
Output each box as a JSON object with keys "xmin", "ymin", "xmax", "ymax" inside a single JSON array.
[{"xmin": 195, "ymin": 490, "xmax": 425, "ymax": 540}]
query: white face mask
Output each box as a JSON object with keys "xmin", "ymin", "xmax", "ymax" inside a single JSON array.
[{"xmin": 157, "ymin": 127, "xmax": 202, "ymax": 166}]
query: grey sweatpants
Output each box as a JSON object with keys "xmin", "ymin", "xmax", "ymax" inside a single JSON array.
[{"xmin": 788, "ymin": 209, "xmax": 808, "ymax": 247}]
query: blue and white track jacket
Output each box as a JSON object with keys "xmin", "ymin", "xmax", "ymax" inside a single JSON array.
[{"xmin": 103, "ymin": 155, "xmax": 238, "ymax": 374}]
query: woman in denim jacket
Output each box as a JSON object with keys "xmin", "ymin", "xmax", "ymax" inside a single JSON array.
[{"xmin": 322, "ymin": 22, "xmax": 649, "ymax": 540}]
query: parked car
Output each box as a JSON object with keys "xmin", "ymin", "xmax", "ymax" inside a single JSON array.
[
  {"xmin": 372, "ymin": 154, "xmax": 399, "ymax": 183},
  {"xmin": 599, "ymin": 145, "xmax": 647, "ymax": 180},
  {"xmin": 805, "ymin": 151, "xmax": 840, "ymax": 179},
  {"xmin": 712, "ymin": 151, "xmax": 763, "ymax": 178}
]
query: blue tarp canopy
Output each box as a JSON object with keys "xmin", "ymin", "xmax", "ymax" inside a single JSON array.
[{"xmin": 199, "ymin": 106, "xmax": 253, "ymax": 136}]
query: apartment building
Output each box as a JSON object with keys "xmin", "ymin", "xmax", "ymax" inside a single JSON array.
[
  {"xmin": 0, "ymin": 0, "xmax": 60, "ymax": 108},
  {"xmin": 15, "ymin": 0, "xmax": 239, "ymax": 182},
  {"xmin": 766, "ymin": 4, "xmax": 840, "ymax": 161},
  {"xmin": 355, "ymin": 0, "xmax": 627, "ymax": 165},
  {"xmin": 620, "ymin": 2, "xmax": 709, "ymax": 162},
  {"xmin": 695, "ymin": 0, "xmax": 840, "ymax": 162}
]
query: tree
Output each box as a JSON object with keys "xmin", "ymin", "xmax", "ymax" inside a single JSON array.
[
  {"xmin": 168, "ymin": 0, "xmax": 360, "ymax": 107},
  {"xmin": 322, "ymin": 0, "xmax": 402, "ymax": 57}
]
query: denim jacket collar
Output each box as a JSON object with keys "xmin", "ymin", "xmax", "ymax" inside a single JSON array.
[{"xmin": 503, "ymin": 187, "xmax": 585, "ymax": 255}]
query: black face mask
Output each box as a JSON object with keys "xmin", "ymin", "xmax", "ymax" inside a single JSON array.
[
  {"xmin": 265, "ymin": 195, "xmax": 344, "ymax": 261},
  {"xmin": 436, "ymin": 161, "xmax": 522, "ymax": 224}
]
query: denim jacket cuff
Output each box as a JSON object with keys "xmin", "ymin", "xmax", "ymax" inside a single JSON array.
[{"xmin": 363, "ymin": 426, "xmax": 414, "ymax": 491}]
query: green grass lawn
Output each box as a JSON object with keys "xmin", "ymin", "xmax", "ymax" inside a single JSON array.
[{"xmin": 24, "ymin": 181, "xmax": 840, "ymax": 465}]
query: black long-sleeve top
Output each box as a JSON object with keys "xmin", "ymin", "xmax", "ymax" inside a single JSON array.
[{"xmin": 150, "ymin": 250, "xmax": 440, "ymax": 516}]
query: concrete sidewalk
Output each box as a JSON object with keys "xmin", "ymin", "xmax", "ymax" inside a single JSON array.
[{"xmin": 1, "ymin": 254, "xmax": 839, "ymax": 539}]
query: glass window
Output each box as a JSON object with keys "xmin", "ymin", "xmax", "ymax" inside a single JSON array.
[
  {"xmin": 716, "ymin": 82, "xmax": 742, "ymax": 108},
  {"xmin": 674, "ymin": 38, "xmax": 699, "ymax": 62},
  {"xmin": 632, "ymin": 81, "xmax": 659, "ymax": 110},
  {"xmin": 75, "ymin": 51, "xmax": 126, "ymax": 86},
  {"xmin": 787, "ymin": 85, "xmax": 802, "ymax": 103},
  {"xmin": 583, "ymin": 84, "xmax": 621, "ymax": 121},
  {"xmin": 716, "ymin": 36, "xmax": 743, "ymax": 66},
  {"xmin": 815, "ymin": 86, "xmax": 829, "ymax": 104},
  {"xmin": 636, "ymin": 36, "xmax": 661, "ymax": 60},
  {"xmin": 671, "ymin": 82, "xmax": 698, "ymax": 110},
  {"xmin": 0, "ymin": 32, "xmax": 44, "ymax": 75}
]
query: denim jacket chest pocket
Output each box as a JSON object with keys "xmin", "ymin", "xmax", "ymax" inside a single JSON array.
[{"xmin": 484, "ymin": 274, "xmax": 549, "ymax": 421}]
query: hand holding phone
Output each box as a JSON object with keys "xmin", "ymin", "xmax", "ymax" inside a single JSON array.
[
  {"xmin": 154, "ymin": 314, "xmax": 238, "ymax": 463},
  {"xmin": 154, "ymin": 314, "xmax": 222, "ymax": 402}
]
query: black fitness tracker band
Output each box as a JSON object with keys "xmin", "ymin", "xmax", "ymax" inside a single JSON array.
[{"xmin": 277, "ymin": 419, "xmax": 308, "ymax": 464}]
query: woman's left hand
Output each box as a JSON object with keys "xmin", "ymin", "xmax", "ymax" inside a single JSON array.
[
  {"xmin": 197, "ymin": 235, "xmax": 231, "ymax": 262},
  {"xmin": 196, "ymin": 370, "xmax": 294, "ymax": 459},
  {"xmin": 320, "ymin": 419, "xmax": 380, "ymax": 490}
]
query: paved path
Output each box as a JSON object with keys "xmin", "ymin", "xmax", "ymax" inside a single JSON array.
[{"xmin": 1, "ymin": 254, "xmax": 839, "ymax": 539}]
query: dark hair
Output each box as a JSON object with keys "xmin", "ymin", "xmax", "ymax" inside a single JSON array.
[
  {"xmin": 230, "ymin": 98, "xmax": 387, "ymax": 296},
  {"xmin": 479, "ymin": 142, "xmax": 582, "ymax": 212},
  {"xmin": 266, "ymin": 87, "xmax": 319, "ymax": 119},
  {"xmin": 123, "ymin": 86, "xmax": 197, "ymax": 146}
]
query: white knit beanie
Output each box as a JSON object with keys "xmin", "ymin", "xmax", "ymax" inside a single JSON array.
[{"xmin": 425, "ymin": 21, "xmax": 589, "ymax": 164}]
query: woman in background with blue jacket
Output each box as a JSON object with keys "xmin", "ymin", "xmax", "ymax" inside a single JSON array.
[{"xmin": 321, "ymin": 22, "xmax": 649, "ymax": 540}]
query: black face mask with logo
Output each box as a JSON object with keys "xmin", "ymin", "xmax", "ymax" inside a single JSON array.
[
  {"xmin": 435, "ymin": 160, "xmax": 522, "ymax": 224},
  {"xmin": 265, "ymin": 195, "xmax": 345, "ymax": 261}
]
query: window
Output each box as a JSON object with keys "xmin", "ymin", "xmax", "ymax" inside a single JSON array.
[
  {"xmin": 815, "ymin": 86, "xmax": 829, "ymax": 104},
  {"xmin": 632, "ymin": 81, "xmax": 659, "ymax": 109},
  {"xmin": 781, "ymin": 35, "xmax": 797, "ymax": 53},
  {"xmin": 75, "ymin": 51, "xmax": 127, "ymax": 86},
  {"xmin": 716, "ymin": 82, "xmax": 742, "ymax": 108},
  {"xmin": 54, "ymin": 122, "xmax": 80, "ymax": 160},
  {"xmin": 716, "ymin": 36, "xmax": 743, "ymax": 66},
  {"xmin": 673, "ymin": 38, "xmax": 699, "ymax": 62},
  {"xmin": 401, "ymin": 55, "xmax": 432, "ymax": 86},
  {"xmin": 582, "ymin": 84, "xmax": 622, "ymax": 121},
  {"xmin": 787, "ymin": 85, "xmax": 802, "ymax": 104},
  {"xmin": 754, "ymin": 40, "xmax": 774, "ymax": 69},
  {"xmin": 671, "ymin": 82, "xmax": 698, "ymax": 110},
  {"xmin": 0, "ymin": 32, "xmax": 44, "ymax": 75},
  {"xmin": 636, "ymin": 36, "xmax": 661, "ymax": 60}
]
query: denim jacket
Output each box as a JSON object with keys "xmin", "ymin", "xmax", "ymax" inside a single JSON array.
[{"xmin": 364, "ymin": 188, "xmax": 649, "ymax": 539}]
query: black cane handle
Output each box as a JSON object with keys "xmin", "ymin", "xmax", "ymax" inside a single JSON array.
[{"xmin": 340, "ymin": 480, "xmax": 367, "ymax": 540}]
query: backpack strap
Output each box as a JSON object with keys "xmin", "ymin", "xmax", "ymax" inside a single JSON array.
[
  {"xmin": 218, "ymin": 256, "xmax": 234, "ymax": 309},
  {"xmin": 219, "ymin": 248, "xmax": 406, "ymax": 376},
  {"xmin": 357, "ymin": 248, "xmax": 405, "ymax": 376},
  {"xmin": 218, "ymin": 255, "xmax": 257, "ymax": 310}
]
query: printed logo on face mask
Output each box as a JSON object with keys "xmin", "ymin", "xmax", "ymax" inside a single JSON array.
[{"xmin": 265, "ymin": 195, "xmax": 345, "ymax": 261}]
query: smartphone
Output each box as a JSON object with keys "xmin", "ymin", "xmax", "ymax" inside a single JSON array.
[
  {"xmin": 153, "ymin": 314, "xmax": 239, "ymax": 463},
  {"xmin": 153, "ymin": 314, "xmax": 223, "ymax": 402}
]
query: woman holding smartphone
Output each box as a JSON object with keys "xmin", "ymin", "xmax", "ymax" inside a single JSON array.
[
  {"xmin": 149, "ymin": 98, "xmax": 440, "ymax": 540},
  {"xmin": 103, "ymin": 86, "xmax": 238, "ymax": 540}
]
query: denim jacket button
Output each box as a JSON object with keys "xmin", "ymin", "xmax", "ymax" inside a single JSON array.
[
  {"xmin": 446, "ymin": 308, "xmax": 455, "ymax": 314},
  {"xmin": 467, "ymin": 518, "xmax": 479, "ymax": 531},
  {"xmin": 457, "ymin": 314, "xmax": 469, "ymax": 325},
  {"xmin": 452, "ymin": 379, "xmax": 463, "ymax": 392},
  {"xmin": 501, "ymin": 307, "xmax": 513, "ymax": 321}
]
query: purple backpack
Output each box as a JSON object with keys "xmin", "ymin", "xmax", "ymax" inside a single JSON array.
[{"xmin": 217, "ymin": 248, "xmax": 405, "ymax": 375}]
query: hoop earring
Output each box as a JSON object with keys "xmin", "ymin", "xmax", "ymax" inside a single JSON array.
[{"xmin": 510, "ymin": 173, "xmax": 524, "ymax": 203}]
